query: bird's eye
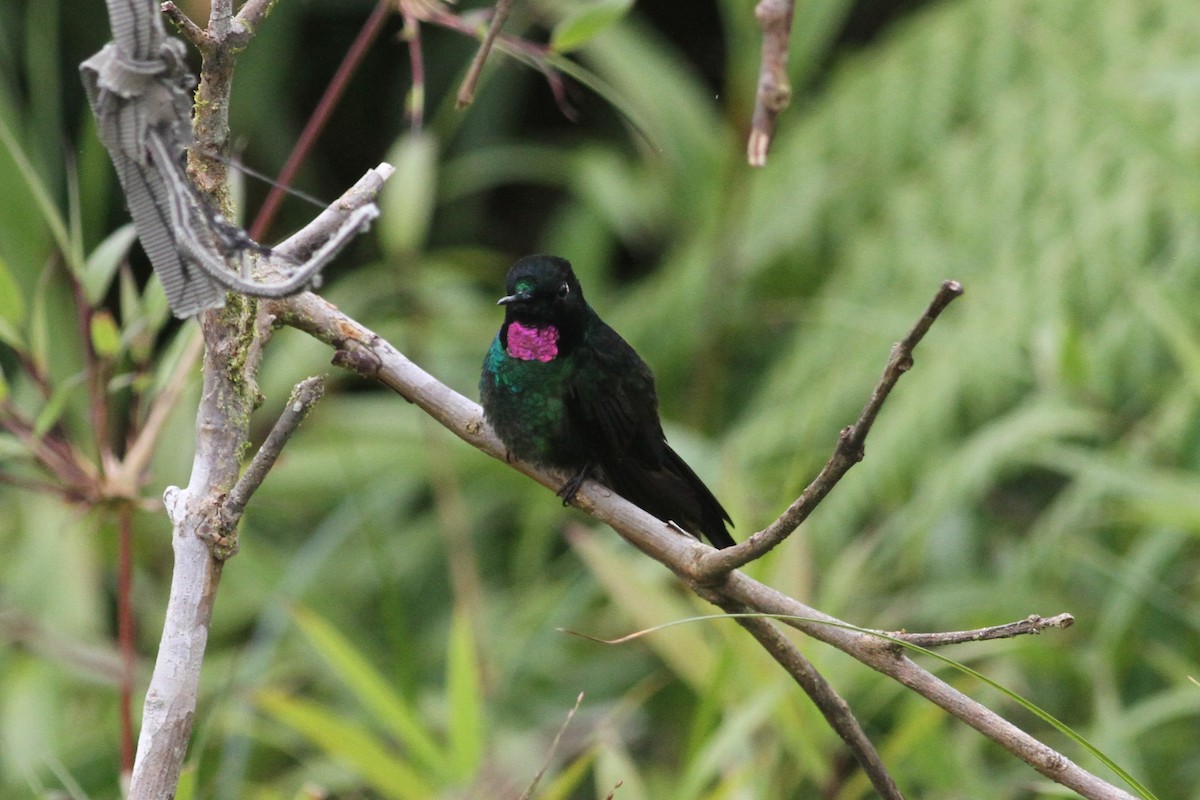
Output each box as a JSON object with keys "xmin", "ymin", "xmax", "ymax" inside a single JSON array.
[{"xmin": 557, "ymin": 282, "xmax": 570, "ymax": 299}]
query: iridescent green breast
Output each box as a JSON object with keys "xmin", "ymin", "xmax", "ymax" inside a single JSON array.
[{"xmin": 480, "ymin": 333, "xmax": 586, "ymax": 468}]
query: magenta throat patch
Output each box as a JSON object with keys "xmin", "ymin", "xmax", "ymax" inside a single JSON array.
[{"xmin": 506, "ymin": 322, "xmax": 559, "ymax": 362}]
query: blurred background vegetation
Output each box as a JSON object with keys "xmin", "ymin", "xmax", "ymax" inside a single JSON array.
[{"xmin": 2, "ymin": 0, "xmax": 1199, "ymax": 797}]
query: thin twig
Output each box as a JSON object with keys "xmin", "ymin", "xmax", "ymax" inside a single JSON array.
[
  {"xmin": 221, "ymin": 375, "xmax": 325, "ymax": 526},
  {"xmin": 456, "ymin": 0, "xmax": 513, "ymax": 109},
  {"xmin": 405, "ymin": 1, "xmax": 558, "ymax": 100},
  {"xmin": 748, "ymin": 0, "xmax": 795, "ymax": 166},
  {"xmin": 518, "ymin": 692, "xmax": 584, "ymax": 800},
  {"xmin": 236, "ymin": 0, "xmax": 277, "ymax": 32},
  {"xmin": 401, "ymin": 10, "xmax": 426, "ymax": 132},
  {"xmin": 117, "ymin": 502, "xmax": 136, "ymax": 779},
  {"xmin": 890, "ymin": 613, "xmax": 1076, "ymax": 648},
  {"xmin": 694, "ymin": 280, "xmax": 964, "ymax": 581},
  {"xmin": 703, "ymin": 596, "xmax": 904, "ymax": 799},
  {"xmin": 161, "ymin": 2, "xmax": 208, "ymax": 48}
]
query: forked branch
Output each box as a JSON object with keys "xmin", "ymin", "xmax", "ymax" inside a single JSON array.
[
  {"xmin": 270, "ymin": 288, "xmax": 1139, "ymax": 800},
  {"xmin": 695, "ymin": 279, "xmax": 963, "ymax": 581}
]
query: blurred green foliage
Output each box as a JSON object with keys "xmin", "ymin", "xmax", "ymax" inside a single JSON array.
[{"xmin": 2, "ymin": 0, "xmax": 1199, "ymax": 797}]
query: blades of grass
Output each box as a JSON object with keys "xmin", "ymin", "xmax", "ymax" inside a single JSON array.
[
  {"xmin": 1133, "ymin": 281, "xmax": 1200, "ymax": 395},
  {"xmin": 0, "ymin": 253, "xmax": 25, "ymax": 349},
  {"xmin": 521, "ymin": 47, "xmax": 658, "ymax": 155},
  {"xmin": 891, "ymin": 638, "xmax": 1160, "ymax": 800},
  {"xmin": 0, "ymin": 115, "xmax": 72, "ymax": 267},
  {"xmin": 518, "ymin": 693, "xmax": 588, "ymax": 800},
  {"xmin": 569, "ymin": 528, "xmax": 715, "ymax": 692},
  {"xmin": 676, "ymin": 683, "xmax": 787, "ymax": 799},
  {"xmin": 551, "ymin": 0, "xmax": 634, "ymax": 54},
  {"xmin": 255, "ymin": 689, "xmax": 437, "ymax": 800},
  {"xmin": 289, "ymin": 605, "xmax": 450, "ymax": 778},
  {"xmin": 174, "ymin": 763, "xmax": 197, "ymax": 800},
  {"xmin": 80, "ymin": 224, "xmax": 136, "ymax": 306},
  {"xmin": 23, "ymin": 0, "xmax": 63, "ymax": 197},
  {"xmin": 593, "ymin": 738, "xmax": 648, "ymax": 800},
  {"xmin": 65, "ymin": 153, "xmax": 83, "ymax": 273},
  {"xmin": 580, "ymin": 612, "xmax": 1159, "ymax": 800},
  {"xmin": 32, "ymin": 370, "xmax": 86, "ymax": 437},
  {"xmin": 445, "ymin": 609, "xmax": 485, "ymax": 780},
  {"xmin": 531, "ymin": 748, "xmax": 596, "ymax": 800}
]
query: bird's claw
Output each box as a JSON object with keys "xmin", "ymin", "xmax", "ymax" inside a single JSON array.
[{"xmin": 557, "ymin": 467, "xmax": 590, "ymax": 506}]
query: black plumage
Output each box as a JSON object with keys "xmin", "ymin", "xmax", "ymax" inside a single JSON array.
[{"xmin": 480, "ymin": 255, "xmax": 735, "ymax": 548}]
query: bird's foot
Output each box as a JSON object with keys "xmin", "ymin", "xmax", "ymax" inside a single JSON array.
[{"xmin": 556, "ymin": 466, "xmax": 592, "ymax": 506}]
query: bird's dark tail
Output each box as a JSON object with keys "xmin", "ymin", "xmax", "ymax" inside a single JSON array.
[{"xmin": 604, "ymin": 445, "xmax": 735, "ymax": 549}]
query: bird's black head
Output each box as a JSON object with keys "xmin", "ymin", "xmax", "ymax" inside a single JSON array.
[{"xmin": 498, "ymin": 255, "xmax": 589, "ymax": 330}]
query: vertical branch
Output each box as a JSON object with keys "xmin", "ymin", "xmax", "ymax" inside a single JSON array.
[
  {"xmin": 129, "ymin": 297, "xmax": 267, "ymax": 799},
  {"xmin": 402, "ymin": 10, "xmax": 427, "ymax": 132},
  {"xmin": 125, "ymin": 1, "xmax": 271, "ymax": 796},
  {"xmin": 456, "ymin": 0, "xmax": 513, "ymax": 108},
  {"xmin": 748, "ymin": 0, "xmax": 795, "ymax": 166}
]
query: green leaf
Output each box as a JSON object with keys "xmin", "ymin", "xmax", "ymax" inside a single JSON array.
[
  {"xmin": 550, "ymin": 0, "xmax": 634, "ymax": 53},
  {"xmin": 80, "ymin": 223, "xmax": 136, "ymax": 305},
  {"xmin": 0, "ymin": 114, "xmax": 73, "ymax": 266},
  {"xmin": 0, "ymin": 316, "xmax": 24, "ymax": 351},
  {"xmin": 141, "ymin": 268, "xmax": 170, "ymax": 333},
  {"xmin": 256, "ymin": 689, "xmax": 437, "ymax": 800},
  {"xmin": 0, "ymin": 253, "xmax": 25, "ymax": 328},
  {"xmin": 445, "ymin": 610, "xmax": 484, "ymax": 779},
  {"xmin": 32, "ymin": 370, "xmax": 85, "ymax": 437},
  {"xmin": 174, "ymin": 764, "xmax": 197, "ymax": 800},
  {"xmin": 569, "ymin": 529, "xmax": 716, "ymax": 691},
  {"xmin": 290, "ymin": 605, "xmax": 450, "ymax": 778},
  {"xmin": 379, "ymin": 132, "xmax": 437, "ymax": 258},
  {"xmin": 89, "ymin": 310, "xmax": 121, "ymax": 359}
]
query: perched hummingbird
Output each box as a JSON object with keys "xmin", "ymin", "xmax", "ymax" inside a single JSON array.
[{"xmin": 480, "ymin": 255, "xmax": 735, "ymax": 549}]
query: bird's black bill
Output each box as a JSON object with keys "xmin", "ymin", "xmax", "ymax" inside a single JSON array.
[{"xmin": 497, "ymin": 290, "xmax": 532, "ymax": 306}]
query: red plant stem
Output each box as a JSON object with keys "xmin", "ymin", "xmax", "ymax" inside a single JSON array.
[
  {"xmin": 118, "ymin": 502, "xmax": 136, "ymax": 776},
  {"xmin": 403, "ymin": 11, "xmax": 425, "ymax": 132},
  {"xmin": 248, "ymin": 0, "xmax": 392, "ymax": 242}
]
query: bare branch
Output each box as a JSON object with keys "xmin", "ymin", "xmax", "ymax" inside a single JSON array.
[
  {"xmin": 402, "ymin": 11, "xmax": 427, "ymax": 131},
  {"xmin": 518, "ymin": 692, "xmax": 584, "ymax": 800},
  {"xmin": 695, "ymin": 280, "xmax": 963, "ymax": 581},
  {"xmin": 891, "ymin": 613, "xmax": 1076, "ymax": 648},
  {"xmin": 748, "ymin": 0, "xmax": 795, "ymax": 166},
  {"xmin": 236, "ymin": 0, "xmax": 277, "ymax": 32},
  {"xmin": 718, "ymin": 573, "xmax": 1134, "ymax": 799},
  {"xmin": 271, "ymin": 289, "xmax": 1139, "ymax": 800},
  {"xmin": 456, "ymin": 0, "xmax": 514, "ymax": 109},
  {"xmin": 702, "ymin": 596, "xmax": 904, "ymax": 799},
  {"xmin": 221, "ymin": 375, "xmax": 326, "ymax": 527},
  {"xmin": 160, "ymin": 2, "xmax": 207, "ymax": 48}
]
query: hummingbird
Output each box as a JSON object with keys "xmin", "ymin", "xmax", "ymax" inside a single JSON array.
[{"xmin": 480, "ymin": 254, "xmax": 735, "ymax": 549}]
